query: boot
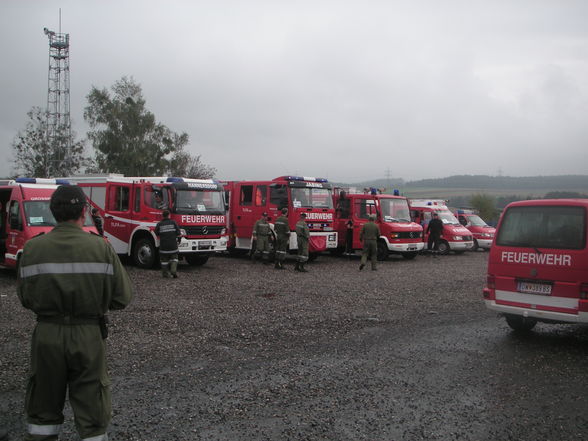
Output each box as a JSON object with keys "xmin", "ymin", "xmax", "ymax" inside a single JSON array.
[
  {"xmin": 170, "ymin": 261, "xmax": 178, "ymax": 278},
  {"xmin": 274, "ymin": 261, "xmax": 281, "ymax": 269},
  {"xmin": 294, "ymin": 262, "xmax": 300, "ymax": 272},
  {"xmin": 299, "ymin": 263, "xmax": 308, "ymax": 272}
]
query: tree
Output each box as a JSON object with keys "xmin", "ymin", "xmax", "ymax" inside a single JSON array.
[
  {"xmin": 469, "ymin": 193, "xmax": 497, "ymax": 222},
  {"xmin": 11, "ymin": 107, "xmax": 88, "ymax": 178},
  {"xmin": 85, "ymin": 76, "xmax": 190, "ymax": 176},
  {"xmin": 168, "ymin": 150, "xmax": 217, "ymax": 179}
]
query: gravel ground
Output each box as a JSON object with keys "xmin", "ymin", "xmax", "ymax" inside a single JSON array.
[{"xmin": 2, "ymin": 251, "xmax": 588, "ymax": 441}]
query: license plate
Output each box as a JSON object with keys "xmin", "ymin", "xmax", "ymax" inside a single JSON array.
[
  {"xmin": 407, "ymin": 246, "xmax": 417, "ymax": 251},
  {"xmin": 517, "ymin": 281, "xmax": 552, "ymax": 295},
  {"xmin": 200, "ymin": 241, "xmax": 211, "ymax": 246}
]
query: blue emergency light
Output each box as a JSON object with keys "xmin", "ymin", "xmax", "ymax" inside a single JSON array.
[
  {"xmin": 15, "ymin": 178, "xmax": 70, "ymax": 185},
  {"xmin": 282, "ymin": 176, "xmax": 328, "ymax": 183},
  {"xmin": 393, "ymin": 189, "xmax": 400, "ymax": 196},
  {"xmin": 166, "ymin": 177, "xmax": 184, "ymax": 183}
]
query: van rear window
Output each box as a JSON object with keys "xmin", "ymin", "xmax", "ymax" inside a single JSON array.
[{"xmin": 496, "ymin": 205, "xmax": 586, "ymax": 250}]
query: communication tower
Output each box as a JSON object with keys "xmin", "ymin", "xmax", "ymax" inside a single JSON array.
[{"xmin": 43, "ymin": 12, "xmax": 71, "ymax": 175}]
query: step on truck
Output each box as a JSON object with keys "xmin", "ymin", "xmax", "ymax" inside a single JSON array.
[
  {"xmin": 409, "ymin": 199, "xmax": 474, "ymax": 254},
  {"xmin": 0, "ymin": 178, "xmax": 98, "ymax": 270},
  {"xmin": 65, "ymin": 175, "xmax": 228, "ymax": 268},
  {"xmin": 333, "ymin": 188, "xmax": 423, "ymax": 260},
  {"xmin": 454, "ymin": 209, "xmax": 496, "ymax": 251},
  {"xmin": 223, "ymin": 176, "xmax": 338, "ymax": 259},
  {"xmin": 483, "ymin": 199, "xmax": 588, "ymax": 331}
]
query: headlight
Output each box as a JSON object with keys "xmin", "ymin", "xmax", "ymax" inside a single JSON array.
[
  {"xmin": 180, "ymin": 229, "xmax": 187, "ymax": 236},
  {"xmin": 453, "ymin": 236, "xmax": 462, "ymax": 241},
  {"xmin": 221, "ymin": 228, "xmax": 227, "ymax": 235},
  {"xmin": 390, "ymin": 233, "xmax": 399, "ymax": 239}
]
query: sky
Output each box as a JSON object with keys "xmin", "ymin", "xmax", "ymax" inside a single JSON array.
[{"xmin": 1, "ymin": 0, "xmax": 588, "ymax": 183}]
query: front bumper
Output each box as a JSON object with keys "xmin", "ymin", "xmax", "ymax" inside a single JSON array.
[{"xmin": 178, "ymin": 236, "xmax": 228, "ymax": 253}]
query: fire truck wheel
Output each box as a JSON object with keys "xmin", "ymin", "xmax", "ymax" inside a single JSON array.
[
  {"xmin": 377, "ymin": 241, "xmax": 388, "ymax": 261},
  {"xmin": 185, "ymin": 254, "xmax": 209, "ymax": 266},
  {"xmin": 471, "ymin": 239, "xmax": 479, "ymax": 251},
  {"xmin": 437, "ymin": 240, "xmax": 450, "ymax": 255},
  {"xmin": 401, "ymin": 252, "xmax": 417, "ymax": 260},
  {"xmin": 505, "ymin": 314, "xmax": 537, "ymax": 332},
  {"xmin": 132, "ymin": 238, "xmax": 157, "ymax": 269}
]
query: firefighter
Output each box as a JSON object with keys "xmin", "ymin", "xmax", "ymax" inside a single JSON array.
[
  {"xmin": 91, "ymin": 207, "xmax": 104, "ymax": 236},
  {"xmin": 155, "ymin": 209, "xmax": 182, "ymax": 277},
  {"xmin": 426, "ymin": 212, "xmax": 444, "ymax": 256},
  {"xmin": 359, "ymin": 214, "xmax": 380, "ymax": 271},
  {"xmin": 295, "ymin": 212, "xmax": 310, "ymax": 272},
  {"xmin": 273, "ymin": 208, "xmax": 290, "ymax": 269},
  {"xmin": 252, "ymin": 212, "xmax": 271, "ymax": 263},
  {"xmin": 17, "ymin": 185, "xmax": 132, "ymax": 441}
]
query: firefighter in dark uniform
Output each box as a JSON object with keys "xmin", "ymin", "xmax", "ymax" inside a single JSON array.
[
  {"xmin": 155, "ymin": 209, "xmax": 182, "ymax": 277},
  {"xmin": 273, "ymin": 208, "xmax": 289, "ymax": 269},
  {"xmin": 17, "ymin": 185, "xmax": 132, "ymax": 441},
  {"xmin": 295, "ymin": 212, "xmax": 310, "ymax": 272},
  {"xmin": 252, "ymin": 212, "xmax": 271, "ymax": 263},
  {"xmin": 91, "ymin": 207, "xmax": 104, "ymax": 236},
  {"xmin": 426, "ymin": 212, "xmax": 444, "ymax": 256},
  {"xmin": 359, "ymin": 214, "xmax": 381, "ymax": 270}
]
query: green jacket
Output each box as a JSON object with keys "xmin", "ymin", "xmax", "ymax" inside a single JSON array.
[
  {"xmin": 274, "ymin": 215, "xmax": 290, "ymax": 239},
  {"xmin": 18, "ymin": 222, "xmax": 132, "ymax": 317},
  {"xmin": 253, "ymin": 218, "xmax": 271, "ymax": 237},
  {"xmin": 296, "ymin": 220, "xmax": 310, "ymax": 241},
  {"xmin": 360, "ymin": 221, "xmax": 381, "ymax": 241}
]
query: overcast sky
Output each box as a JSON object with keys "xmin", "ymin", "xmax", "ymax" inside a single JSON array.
[{"xmin": 1, "ymin": 0, "xmax": 587, "ymax": 182}]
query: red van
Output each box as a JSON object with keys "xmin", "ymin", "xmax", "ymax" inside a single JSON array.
[
  {"xmin": 483, "ymin": 199, "xmax": 588, "ymax": 331},
  {"xmin": 455, "ymin": 209, "xmax": 496, "ymax": 251}
]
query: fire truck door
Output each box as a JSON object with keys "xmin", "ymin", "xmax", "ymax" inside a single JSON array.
[
  {"xmin": 352, "ymin": 199, "xmax": 376, "ymax": 249},
  {"xmin": 6, "ymin": 199, "xmax": 24, "ymax": 260},
  {"xmin": 104, "ymin": 183, "xmax": 134, "ymax": 245}
]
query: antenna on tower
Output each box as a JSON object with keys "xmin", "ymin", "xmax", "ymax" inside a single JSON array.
[{"xmin": 44, "ymin": 8, "xmax": 72, "ymax": 177}]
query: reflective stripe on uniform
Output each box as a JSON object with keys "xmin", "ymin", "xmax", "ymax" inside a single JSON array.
[
  {"xmin": 83, "ymin": 433, "xmax": 109, "ymax": 441},
  {"xmin": 28, "ymin": 423, "xmax": 62, "ymax": 435},
  {"xmin": 20, "ymin": 262, "xmax": 114, "ymax": 278},
  {"xmin": 275, "ymin": 251, "xmax": 286, "ymax": 256},
  {"xmin": 158, "ymin": 225, "xmax": 177, "ymax": 233}
]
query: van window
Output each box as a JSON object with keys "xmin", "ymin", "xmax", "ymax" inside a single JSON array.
[
  {"xmin": 354, "ymin": 200, "xmax": 377, "ymax": 220},
  {"xmin": 109, "ymin": 186, "xmax": 130, "ymax": 212},
  {"xmin": 255, "ymin": 185, "xmax": 267, "ymax": 206},
  {"xmin": 496, "ymin": 205, "xmax": 586, "ymax": 250},
  {"xmin": 9, "ymin": 201, "xmax": 22, "ymax": 230},
  {"xmin": 269, "ymin": 184, "xmax": 288, "ymax": 209}
]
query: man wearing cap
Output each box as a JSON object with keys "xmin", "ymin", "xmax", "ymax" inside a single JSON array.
[
  {"xmin": 295, "ymin": 212, "xmax": 310, "ymax": 272},
  {"xmin": 426, "ymin": 212, "xmax": 444, "ymax": 256},
  {"xmin": 359, "ymin": 213, "xmax": 381, "ymax": 270},
  {"xmin": 17, "ymin": 185, "xmax": 132, "ymax": 441},
  {"xmin": 252, "ymin": 212, "xmax": 271, "ymax": 263},
  {"xmin": 273, "ymin": 208, "xmax": 290, "ymax": 269},
  {"xmin": 155, "ymin": 209, "xmax": 182, "ymax": 277}
]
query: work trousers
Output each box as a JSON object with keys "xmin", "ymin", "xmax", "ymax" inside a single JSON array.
[
  {"xmin": 275, "ymin": 236, "xmax": 289, "ymax": 262},
  {"xmin": 254, "ymin": 236, "xmax": 270, "ymax": 261},
  {"xmin": 427, "ymin": 234, "xmax": 441, "ymax": 252},
  {"xmin": 160, "ymin": 252, "xmax": 178, "ymax": 276},
  {"xmin": 25, "ymin": 322, "xmax": 110, "ymax": 441},
  {"xmin": 297, "ymin": 239, "xmax": 309, "ymax": 263},
  {"xmin": 361, "ymin": 239, "xmax": 378, "ymax": 269}
]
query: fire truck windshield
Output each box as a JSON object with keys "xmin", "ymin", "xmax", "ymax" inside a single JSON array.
[
  {"xmin": 466, "ymin": 214, "xmax": 488, "ymax": 227},
  {"xmin": 438, "ymin": 210, "xmax": 460, "ymax": 225},
  {"xmin": 380, "ymin": 199, "xmax": 411, "ymax": 222},
  {"xmin": 24, "ymin": 201, "xmax": 94, "ymax": 227},
  {"xmin": 291, "ymin": 187, "xmax": 334, "ymax": 209},
  {"xmin": 174, "ymin": 189, "xmax": 225, "ymax": 215}
]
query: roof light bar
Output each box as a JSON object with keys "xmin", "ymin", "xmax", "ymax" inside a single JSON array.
[
  {"xmin": 279, "ymin": 176, "xmax": 329, "ymax": 183},
  {"xmin": 15, "ymin": 178, "xmax": 70, "ymax": 185}
]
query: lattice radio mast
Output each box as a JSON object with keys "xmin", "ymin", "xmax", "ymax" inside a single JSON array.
[{"xmin": 43, "ymin": 9, "xmax": 71, "ymax": 176}]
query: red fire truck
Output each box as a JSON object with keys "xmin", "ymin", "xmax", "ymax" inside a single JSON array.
[
  {"xmin": 454, "ymin": 209, "xmax": 496, "ymax": 251},
  {"xmin": 66, "ymin": 175, "xmax": 228, "ymax": 268},
  {"xmin": 409, "ymin": 199, "xmax": 474, "ymax": 254},
  {"xmin": 333, "ymin": 189, "xmax": 423, "ymax": 260},
  {"xmin": 0, "ymin": 178, "xmax": 98, "ymax": 270},
  {"xmin": 483, "ymin": 199, "xmax": 588, "ymax": 331},
  {"xmin": 223, "ymin": 176, "xmax": 338, "ymax": 257}
]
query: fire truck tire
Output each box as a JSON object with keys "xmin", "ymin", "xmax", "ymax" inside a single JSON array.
[
  {"xmin": 132, "ymin": 238, "xmax": 157, "ymax": 269},
  {"xmin": 505, "ymin": 314, "xmax": 537, "ymax": 332},
  {"xmin": 185, "ymin": 254, "xmax": 209, "ymax": 266},
  {"xmin": 437, "ymin": 240, "xmax": 450, "ymax": 255},
  {"xmin": 401, "ymin": 252, "xmax": 418, "ymax": 260},
  {"xmin": 471, "ymin": 239, "xmax": 479, "ymax": 251},
  {"xmin": 377, "ymin": 241, "xmax": 388, "ymax": 261}
]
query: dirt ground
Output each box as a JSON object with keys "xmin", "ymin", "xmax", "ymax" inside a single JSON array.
[{"xmin": 2, "ymin": 251, "xmax": 588, "ymax": 441}]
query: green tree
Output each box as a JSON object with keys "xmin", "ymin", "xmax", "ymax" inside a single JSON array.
[
  {"xmin": 469, "ymin": 193, "xmax": 497, "ymax": 222},
  {"xmin": 11, "ymin": 107, "xmax": 88, "ymax": 178},
  {"xmin": 84, "ymin": 76, "xmax": 189, "ymax": 175},
  {"xmin": 168, "ymin": 151, "xmax": 217, "ymax": 179}
]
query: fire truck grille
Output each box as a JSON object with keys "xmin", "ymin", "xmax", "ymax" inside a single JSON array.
[
  {"xmin": 184, "ymin": 226, "xmax": 224, "ymax": 236},
  {"xmin": 398, "ymin": 231, "xmax": 421, "ymax": 239}
]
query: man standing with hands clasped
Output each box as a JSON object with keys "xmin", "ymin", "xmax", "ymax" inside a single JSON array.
[
  {"xmin": 17, "ymin": 185, "xmax": 132, "ymax": 441},
  {"xmin": 426, "ymin": 212, "xmax": 444, "ymax": 257},
  {"xmin": 295, "ymin": 212, "xmax": 310, "ymax": 272},
  {"xmin": 155, "ymin": 209, "xmax": 182, "ymax": 278},
  {"xmin": 359, "ymin": 214, "xmax": 381, "ymax": 271}
]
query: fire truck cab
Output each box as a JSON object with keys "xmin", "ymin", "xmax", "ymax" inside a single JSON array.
[
  {"xmin": 409, "ymin": 199, "xmax": 473, "ymax": 254},
  {"xmin": 0, "ymin": 178, "xmax": 97, "ymax": 270},
  {"xmin": 484, "ymin": 199, "xmax": 588, "ymax": 331},
  {"xmin": 454, "ymin": 209, "xmax": 496, "ymax": 251},
  {"xmin": 224, "ymin": 176, "xmax": 338, "ymax": 257},
  {"xmin": 333, "ymin": 189, "xmax": 423, "ymax": 260},
  {"xmin": 66, "ymin": 175, "xmax": 228, "ymax": 268}
]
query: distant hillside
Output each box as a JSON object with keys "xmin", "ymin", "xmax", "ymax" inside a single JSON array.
[{"xmin": 406, "ymin": 174, "xmax": 588, "ymax": 190}]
